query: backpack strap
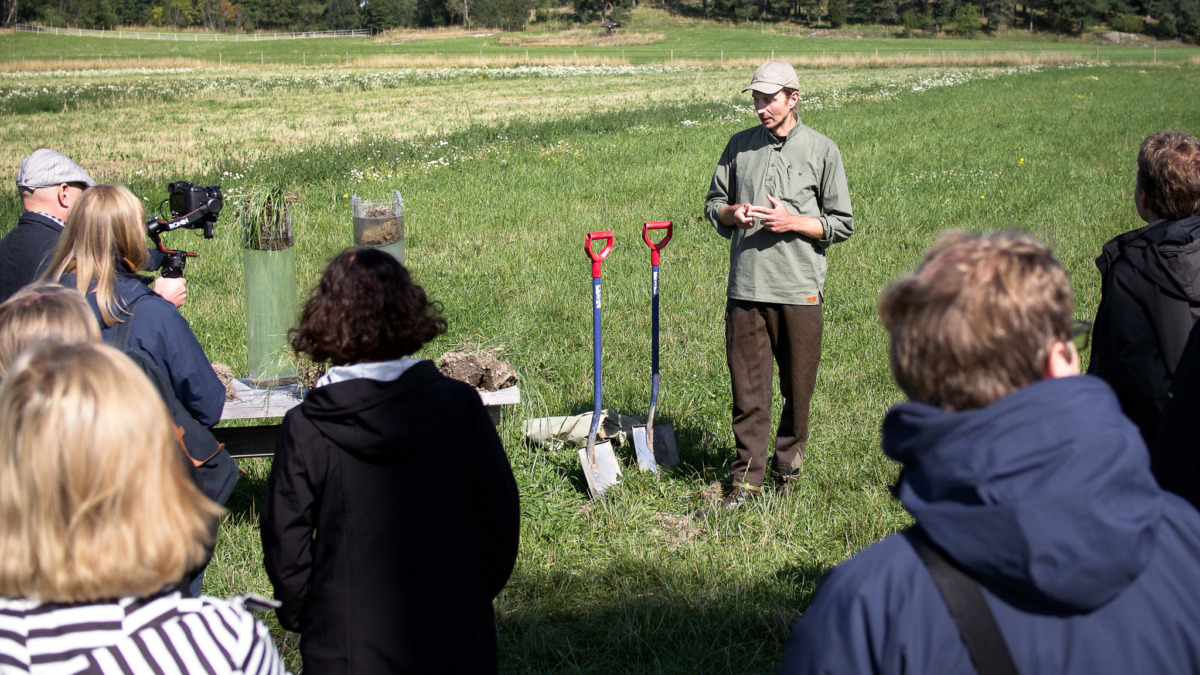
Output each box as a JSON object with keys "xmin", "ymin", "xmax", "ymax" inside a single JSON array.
[
  {"xmin": 903, "ymin": 525, "xmax": 1020, "ymax": 675},
  {"xmin": 104, "ymin": 293, "xmax": 145, "ymax": 351}
]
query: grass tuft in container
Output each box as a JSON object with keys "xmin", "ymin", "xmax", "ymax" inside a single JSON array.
[{"xmin": 236, "ymin": 185, "xmax": 298, "ymax": 387}]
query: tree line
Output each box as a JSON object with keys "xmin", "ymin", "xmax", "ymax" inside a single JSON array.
[
  {"xmin": 3, "ymin": 0, "xmax": 1196, "ymax": 41},
  {"xmin": 1, "ymin": 0, "xmax": 538, "ymax": 31}
]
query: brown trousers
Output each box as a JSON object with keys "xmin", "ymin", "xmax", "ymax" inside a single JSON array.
[{"xmin": 725, "ymin": 299, "xmax": 823, "ymax": 488}]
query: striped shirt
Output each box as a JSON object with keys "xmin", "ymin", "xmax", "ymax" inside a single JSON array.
[{"xmin": 0, "ymin": 591, "xmax": 289, "ymax": 674}]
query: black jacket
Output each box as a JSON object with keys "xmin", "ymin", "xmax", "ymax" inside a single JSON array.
[
  {"xmin": 261, "ymin": 360, "xmax": 520, "ymax": 675},
  {"xmin": 1087, "ymin": 215, "xmax": 1200, "ymax": 443},
  {"xmin": 1153, "ymin": 323, "xmax": 1200, "ymax": 511},
  {"xmin": 0, "ymin": 211, "xmax": 63, "ymax": 303}
]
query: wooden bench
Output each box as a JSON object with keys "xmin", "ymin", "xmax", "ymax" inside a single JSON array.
[{"xmin": 214, "ymin": 379, "xmax": 520, "ymax": 458}]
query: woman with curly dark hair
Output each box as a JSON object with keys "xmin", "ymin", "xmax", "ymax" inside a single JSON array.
[{"xmin": 261, "ymin": 247, "xmax": 520, "ymax": 675}]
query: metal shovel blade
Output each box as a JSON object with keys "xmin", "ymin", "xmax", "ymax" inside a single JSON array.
[
  {"xmin": 579, "ymin": 440, "xmax": 622, "ymax": 498},
  {"xmin": 632, "ymin": 422, "xmax": 680, "ymax": 472}
]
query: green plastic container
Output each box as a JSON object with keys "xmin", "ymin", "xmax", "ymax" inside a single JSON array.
[{"xmin": 242, "ymin": 204, "xmax": 297, "ymax": 386}]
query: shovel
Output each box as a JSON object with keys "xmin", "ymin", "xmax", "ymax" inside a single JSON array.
[
  {"xmin": 632, "ymin": 221, "xmax": 680, "ymax": 472},
  {"xmin": 579, "ymin": 230, "xmax": 623, "ymax": 498}
]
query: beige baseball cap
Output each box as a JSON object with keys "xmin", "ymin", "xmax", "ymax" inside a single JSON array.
[
  {"xmin": 742, "ymin": 59, "xmax": 800, "ymax": 95},
  {"xmin": 15, "ymin": 149, "xmax": 95, "ymax": 190}
]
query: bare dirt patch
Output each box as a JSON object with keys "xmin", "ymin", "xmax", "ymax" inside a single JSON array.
[{"xmin": 654, "ymin": 512, "xmax": 702, "ymax": 546}]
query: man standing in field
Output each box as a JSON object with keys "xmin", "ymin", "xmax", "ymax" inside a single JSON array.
[
  {"xmin": 704, "ymin": 60, "xmax": 854, "ymax": 507},
  {"xmin": 0, "ymin": 149, "xmax": 95, "ymax": 303},
  {"xmin": 781, "ymin": 231, "xmax": 1200, "ymax": 674},
  {"xmin": 0, "ymin": 148, "xmax": 185, "ymax": 306}
]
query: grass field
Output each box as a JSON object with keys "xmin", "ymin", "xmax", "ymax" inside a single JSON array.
[
  {"xmin": 3, "ymin": 7, "xmax": 1198, "ymax": 68},
  {"xmin": 1, "ymin": 43, "xmax": 1199, "ymax": 671}
]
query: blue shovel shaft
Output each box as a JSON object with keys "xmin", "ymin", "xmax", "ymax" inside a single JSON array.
[
  {"xmin": 587, "ymin": 276, "xmax": 603, "ymax": 450},
  {"xmin": 648, "ymin": 264, "xmax": 661, "ymax": 420}
]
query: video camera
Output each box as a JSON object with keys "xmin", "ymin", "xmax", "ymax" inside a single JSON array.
[{"xmin": 145, "ymin": 181, "xmax": 223, "ymax": 278}]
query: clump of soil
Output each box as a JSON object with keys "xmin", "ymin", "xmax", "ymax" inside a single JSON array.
[
  {"xmin": 357, "ymin": 206, "xmax": 403, "ymax": 246},
  {"xmin": 297, "ymin": 357, "xmax": 327, "ymax": 392},
  {"xmin": 439, "ymin": 351, "xmax": 518, "ymax": 391},
  {"xmin": 699, "ymin": 481, "xmax": 724, "ymax": 502},
  {"xmin": 211, "ymin": 362, "xmax": 237, "ymax": 401}
]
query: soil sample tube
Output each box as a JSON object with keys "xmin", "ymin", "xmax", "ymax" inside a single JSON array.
[
  {"xmin": 242, "ymin": 197, "xmax": 298, "ymax": 387},
  {"xmin": 351, "ymin": 191, "xmax": 405, "ymax": 263}
]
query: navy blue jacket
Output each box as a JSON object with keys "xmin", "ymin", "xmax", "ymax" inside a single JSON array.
[
  {"xmin": 59, "ymin": 270, "xmax": 224, "ymax": 428},
  {"xmin": 782, "ymin": 375, "xmax": 1200, "ymax": 674},
  {"xmin": 0, "ymin": 211, "xmax": 63, "ymax": 303}
]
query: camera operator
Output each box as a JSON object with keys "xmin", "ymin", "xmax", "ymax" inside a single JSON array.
[
  {"xmin": 0, "ymin": 149, "xmax": 186, "ymax": 307},
  {"xmin": 42, "ymin": 184, "xmax": 224, "ymax": 429}
]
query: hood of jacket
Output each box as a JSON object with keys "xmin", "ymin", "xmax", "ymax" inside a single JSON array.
[
  {"xmin": 1098, "ymin": 215, "xmax": 1200, "ymax": 303},
  {"xmin": 296, "ymin": 359, "xmax": 443, "ymax": 461},
  {"xmin": 883, "ymin": 375, "xmax": 1163, "ymax": 612}
]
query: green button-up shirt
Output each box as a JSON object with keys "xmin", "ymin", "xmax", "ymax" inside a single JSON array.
[{"xmin": 704, "ymin": 119, "xmax": 854, "ymax": 305}]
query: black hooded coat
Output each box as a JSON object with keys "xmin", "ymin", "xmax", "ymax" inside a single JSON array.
[
  {"xmin": 1087, "ymin": 214, "xmax": 1200, "ymax": 444},
  {"xmin": 261, "ymin": 360, "xmax": 520, "ymax": 674}
]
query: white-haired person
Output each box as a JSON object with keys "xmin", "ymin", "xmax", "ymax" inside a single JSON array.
[{"xmin": 0, "ymin": 341, "xmax": 287, "ymax": 672}]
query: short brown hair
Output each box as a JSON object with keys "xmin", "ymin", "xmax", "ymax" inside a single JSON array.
[
  {"xmin": 291, "ymin": 248, "xmax": 447, "ymax": 365},
  {"xmin": 1136, "ymin": 131, "xmax": 1200, "ymax": 221},
  {"xmin": 0, "ymin": 342, "xmax": 221, "ymax": 602},
  {"xmin": 43, "ymin": 184, "xmax": 151, "ymax": 327},
  {"xmin": 0, "ymin": 283, "xmax": 100, "ymax": 378},
  {"xmin": 878, "ymin": 231, "xmax": 1074, "ymax": 411}
]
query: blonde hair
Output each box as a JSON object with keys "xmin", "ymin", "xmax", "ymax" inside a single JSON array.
[
  {"xmin": 0, "ymin": 342, "xmax": 222, "ymax": 603},
  {"xmin": 43, "ymin": 185, "xmax": 150, "ymax": 328},
  {"xmin": 879, "ymin": 230, "xmax": 1074, "ymax": 411},
  {"xmin": 0, "ymin": 283, "xmax": 100, "ymax": 378}
]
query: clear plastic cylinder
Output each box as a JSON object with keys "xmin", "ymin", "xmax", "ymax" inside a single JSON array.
[{"xmin": 351, "ymin": 191, "xmax": 405, "ymax": 263}]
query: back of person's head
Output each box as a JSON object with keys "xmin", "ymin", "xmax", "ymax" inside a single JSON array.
[
  {"xmin": 0, "ymin": 283, "xmax": 99, "ymax": 378},
  {"xmin": 16, "ymin": 149, "xmax": 95, "ymax": 217},
  {"xmin": 291, "ymin": 247, "xmax": 447, "ymax": 365},
  {"xmin": 43, "ymin": 184, "xmax": 150, "ymax": 328},
  {"xmin": 1137, "ymin": 131, "xmax": 1200, "ymax": 221},
  {"xmin": 0, "ymin": 341, "xmax": 222, "ymax": 603},
  {"xmin": 879, "ymin": 230, "xmax": 1074, "ymax": 411}
]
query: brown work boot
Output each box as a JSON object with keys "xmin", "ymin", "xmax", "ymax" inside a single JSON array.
[
  {"xmin": 773, "ymin": 469, "xmax": 802, "ymax": 495},
  {"xmin": 722, "ymin": 481, "xmax": 764, "ymax": 509}
]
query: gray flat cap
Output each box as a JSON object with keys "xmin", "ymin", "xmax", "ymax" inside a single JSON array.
[{"xmin": 15, "ymin": 149, "xmax": 95, "ymax": 189}]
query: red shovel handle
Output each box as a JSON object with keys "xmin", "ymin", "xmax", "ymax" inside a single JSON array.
[
  {"xmin": 585, "ymin": 231, "xmax": 614, "ymax": 278},
  {"xmin": 642, "ymin": 221, "xmax": 672, "ymax": 266}
]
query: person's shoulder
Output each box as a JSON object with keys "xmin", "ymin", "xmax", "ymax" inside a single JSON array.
[
  {"xmin": 0, "ymin": 212, "xmax": 60, "ymax": 248},
  {"xmin": 129, "ymin": 595, "xmax": 282, "ymax": 670},
  {"xmin": 814, "ymin": 531, "xmax": 926, "ymax": 602},
  {"xmin": 1155, "ymin": 494, "xmax": 1200, "ymax": 554},
  {"xmin": 726, "ymin": 124, "xmax": 764, "ymax": 146},
  {"xmin": 119, "ymin": 278, "xmax": 177, "ymax": 317},
  {"xmin": 792, "ymin": 123, "xmax": 842, "ymax": 156}
]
